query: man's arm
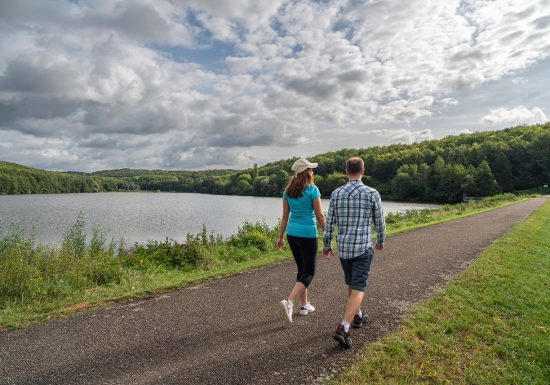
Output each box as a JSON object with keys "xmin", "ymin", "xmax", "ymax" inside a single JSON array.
[
  {"xmin": 323, "ymin": 194, "xmax": 337, "ymax": 254},
  {"xmin": 373, "ymin": 191, "xmax": 386, "ymax": 249}
]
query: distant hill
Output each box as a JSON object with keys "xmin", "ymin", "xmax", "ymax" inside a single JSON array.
[
  {"xmin": 0, "ymin": 161, "xmax": 133, "ymax": 194},
  {"xmin": 1, "ymin": 122, "xmax": 549, "ymax": 202},
  {"xmin": 197, "ymin": 122, "xmax": 549, "ymax": 202},
  {"xmin": 90, "ymin": 168, "xmax": 237, "ymax": 178}
]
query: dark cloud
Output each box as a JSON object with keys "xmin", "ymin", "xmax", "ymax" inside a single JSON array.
[
  {"xmin": 286, "ymin": 77, "xmax": 337, "ymax": 100},
  {"xmin": 0, "ymin": 58, "xmax": 81, "ymax": 94},
  {"xmin": 338, "ymin": 70, "xmax": 367, "ymax": 83},
  {"xmin": 500, "ymin": 31, "xmax": 524, "ymax": 44},
  {"xmin": 0, "ymin": 97, "xmax": 86, "ymax": 136},
  {"xmin": 534, "ymin": 15, "xmax": 550, "ymax": 29},
  {"xmin": 512, "ymin": 6, "xmax": 536, "ymax": 19}
]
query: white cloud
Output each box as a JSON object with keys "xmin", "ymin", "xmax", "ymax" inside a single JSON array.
[
  {"xmin": 512, "ymin": 77, "xmax": 527, "ymax": 84},
  {"xmin": 390, "ymin": 129, "xmax": 435, "ymax": 144},
  {"xmin": 0, "ymin": 0, "xmax": 549, "ymax": 171},
  {"xmin": 481, "ymin": 106, "xmax": 547, "ymax": 124},
  {"xmin": 367, "ymin": 128, "xmax": 435, "ymax": 145},
  {"xmin": 439, "ymin": 98, "xmax": 459, "ymax": 107}
]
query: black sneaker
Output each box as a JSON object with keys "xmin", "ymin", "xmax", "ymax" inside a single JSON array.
[
  {"xmin": 351, "ymin": 312, "xmax": 369, "ymax": 329},
  {"xmin": 333, "ymin": 324, "xmax": 352, "ymax": 349}
]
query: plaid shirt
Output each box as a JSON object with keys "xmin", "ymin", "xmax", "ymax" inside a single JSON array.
[{"xmin": 323, "ymin": 179, "xmax": 386, "ymax": 259}]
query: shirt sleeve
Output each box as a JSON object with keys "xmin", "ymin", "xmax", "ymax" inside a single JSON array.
[
  {"xmin": 310, "ymin": 185, "xmax": 321, "ymax": 200},
  {"xmin": 323, "ymin": 192, "xmax": 337, "ymax": 251},
  {"xmin": 372, "ymin": 191, "xmax": 386, "ymax": 244}
]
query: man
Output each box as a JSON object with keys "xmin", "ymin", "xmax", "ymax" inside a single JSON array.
[{"xmin": 323, "ymin": 157, "xmax": 386, "ymax": 349}]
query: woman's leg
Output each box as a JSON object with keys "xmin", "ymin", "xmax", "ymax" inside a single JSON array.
[
  {"xmin": 286, "ymin": 235, "xmax": 306, "ymax": 304},
  {"xmin": 300, "ymin": 237, "xmax": 318, "ymax": 305}
]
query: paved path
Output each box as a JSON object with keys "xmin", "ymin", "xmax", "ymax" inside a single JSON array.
[{"xmin": 0, "ymin": 198, "xmax": 547, "ymax": 385}]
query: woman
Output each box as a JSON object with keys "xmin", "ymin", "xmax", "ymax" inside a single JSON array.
[{"xmin": 277, "ymin": 158, "xmax": 326, "ymax": 323}]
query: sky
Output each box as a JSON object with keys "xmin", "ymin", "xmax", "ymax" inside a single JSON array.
[{"xmin": 0, "ymin": 0, "xmax": 549, "ymax": 172}]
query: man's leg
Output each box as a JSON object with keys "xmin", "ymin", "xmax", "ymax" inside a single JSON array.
[
  {"xmin": 333, "ymin": 252, "xmax": 371, "ymax": 347},
  {"xmin": 333, "ymin": 291, "xmax": 360, "ymax": 349},
  {"xmin": 343, "ymin": 289, "xmax": 364, "ymax": 324}
]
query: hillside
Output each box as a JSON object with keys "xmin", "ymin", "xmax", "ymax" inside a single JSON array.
[
  {"xmin": 0, "ymin": 161, "xmax": 133, "ymax": 194},
  {"xmin": 1, "ymin": 123, "xmax": 549, "ymax": 202}
]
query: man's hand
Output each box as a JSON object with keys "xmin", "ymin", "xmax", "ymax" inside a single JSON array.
[
  {"xmin": 323, "ymin": 249, "xmax": 334, "ymax": 260},
  {"xmin": 276, "ymin": 238, "xmax": 284, "ymax": 250},
  {"xmin": 375, "ymin": 243, "xmax": 384, "ymax": 251}
]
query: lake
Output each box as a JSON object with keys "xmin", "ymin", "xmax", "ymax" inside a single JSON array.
[{"xmin": 0, "ymin": 192, "xmax": 440, "ymax": 245}]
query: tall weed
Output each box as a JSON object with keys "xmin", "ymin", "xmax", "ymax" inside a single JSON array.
[{"xmin": 0, "ymin": 216, "xmax": 122, "ymax": 307}]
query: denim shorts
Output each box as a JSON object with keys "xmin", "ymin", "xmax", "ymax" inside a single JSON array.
[{"xmin": 339, "ymin": 248, "xmax": 374, "ymax": 292}]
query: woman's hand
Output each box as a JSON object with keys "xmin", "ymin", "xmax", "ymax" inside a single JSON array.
[{"xmin": 276, "ymin": 237, "xmax": 284, "ymax": 250}]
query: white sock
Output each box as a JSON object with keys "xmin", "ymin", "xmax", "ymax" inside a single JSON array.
[
  {"xmin": 341, "ymin": 321, "xmax": 350, "ymax": 332},
  {"xmin": 357, "ymin": 310, "xmax": 363, "ymax": 317}
]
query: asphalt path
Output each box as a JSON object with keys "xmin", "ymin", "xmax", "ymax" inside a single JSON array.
[{"xmin": 0, "ymin": 197, "xmax": 546, "ymax": 385}]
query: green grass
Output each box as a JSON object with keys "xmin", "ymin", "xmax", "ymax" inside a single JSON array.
[
  {"xmin": 384, "ymin": 193, "xmax": 528, "ymax": 235},
  {"xmin": 332, "ymin": 199, "xmax": 550, "ymax": 385},
  {"xmin": 0, "ymin": 218, "xmax": 287, "ymax": 329},
  {"xmin": 0, "ymin": 193, "xmax": 532, "ymax": 330}
]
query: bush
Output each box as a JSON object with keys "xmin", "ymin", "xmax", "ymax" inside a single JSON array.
[
  {"xmin": 227, "ymin": 221, "xmax": 274, "ymax": 251},
  {"xmin": 129, "ymin": 235, "xmax": 211, "ymax": 270}
]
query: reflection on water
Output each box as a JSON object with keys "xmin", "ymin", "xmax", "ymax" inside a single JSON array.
[{"xmin": 0, "ymin": 192, "xmax": 440, "ymax": 245}]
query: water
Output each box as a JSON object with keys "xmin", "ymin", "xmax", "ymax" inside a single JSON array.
[{"xmin": 0, "ymin": 192, "xmax": 440, "ymax": 245}]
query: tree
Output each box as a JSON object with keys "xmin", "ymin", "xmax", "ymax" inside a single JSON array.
[
  {"xmin": 436, "ymin": 164, "xmax": 469, "ymax": 203},
  {"xmin": 474, "ymin": 161, "xmax": 501, "ymax": 196},
  {"xmin": 324, "ymin": 172, "xmax": 347, "ymax": 194},
  {"xmin": 491, "ymin": 152, "xmax": 514, "ymax": 192}
]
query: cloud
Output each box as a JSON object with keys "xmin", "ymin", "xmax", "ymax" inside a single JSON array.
[
  {"xmin": 390, "ymin": 129, "xmax": 435, "ymax": 145},
  {"xmin": 512, "ymin": 77, "xmax": 528, "ymax": 84},
  {"xmin": 481, "ymin": 105, "xmax": 547, "ymax": 124},
  {"xmin": 368, "ymin": 128, "xmax": 435, "ymax": 145},
  {"xmin": 439, "ymin": 98, "xmax": 459, "ymax": 107},
  {"xmin": 0, "ymin": 0, "xmax": 549, "ymax": 171}
]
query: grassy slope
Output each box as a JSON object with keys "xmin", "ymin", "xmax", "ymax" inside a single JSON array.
[{"xmin": 332, "ymin": 199, "xmax": 550, "ymax": 385}]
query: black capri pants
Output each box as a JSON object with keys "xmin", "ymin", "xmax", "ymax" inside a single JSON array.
[{"xmin": 286, "ymin": 234, "xmax": 318, "ymax": 288}]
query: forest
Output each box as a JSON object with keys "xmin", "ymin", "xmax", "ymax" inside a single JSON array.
[{"xmin": 1, "ymin": 123, "xmax": 549, "ymax": 203}]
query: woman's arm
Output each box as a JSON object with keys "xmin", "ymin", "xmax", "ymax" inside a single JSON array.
[
  {"xmin": 312, "ymin": 197, "xmax": 326, "ymax": 232},
  {"xmin": 276, "ymin": 199, "xmax": 290, "ymax": 249}
]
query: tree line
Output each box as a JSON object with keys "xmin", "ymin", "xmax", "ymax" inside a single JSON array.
[
  {"xmin": 1, "ymin": 123, "xmax": 549, "ymax": 202},
  {"xmin": 0, "ymin": 162, "xmax": 136, "ymax": 195}
]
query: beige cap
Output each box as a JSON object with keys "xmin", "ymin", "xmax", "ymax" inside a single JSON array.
[{"xmin": 291, "ymin": 158, "xmax": 318, "ymax": 174}]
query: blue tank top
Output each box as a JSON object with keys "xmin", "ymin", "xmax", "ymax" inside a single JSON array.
[{"xmin": 283, "ymin": 184, "xmax": 321, "ymax": 238}]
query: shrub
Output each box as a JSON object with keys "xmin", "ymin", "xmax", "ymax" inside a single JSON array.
[
  {"xmin": 129, "ymin": 236, "xmax": 210, "ymax": 270},
  {"xmin": 227, "ymin": 221, "xmax": 274, "ymax": 251}
]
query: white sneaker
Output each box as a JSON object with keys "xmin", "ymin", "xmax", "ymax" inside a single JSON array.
[
  {"xmin": 280, "ymin": 299, "xmax": 293, "ymax": 323},
  {"xmin": 299, "ymin": 302, "xmax": 315, "ymax": 315}
]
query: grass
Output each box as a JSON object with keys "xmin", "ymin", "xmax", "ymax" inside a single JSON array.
[
  {"xmin": 0, "ymin": 217, "xmax": 289, "ymax": 329},
  {"xmin": 331, "ymin": 199, "xmax": 550, "ymax": 385},
  {"xmin": 384, "ymin": 193, "xmax": 527, "ymax": 235},
  {"xmin": 0, "ymin": 193, "xmax": 532, "ymax": 330}
]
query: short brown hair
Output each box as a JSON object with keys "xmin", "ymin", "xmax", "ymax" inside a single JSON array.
[{"xmin": 346, "ymin": 157, "xmax": 364, "ymax": 175}]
